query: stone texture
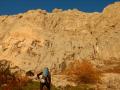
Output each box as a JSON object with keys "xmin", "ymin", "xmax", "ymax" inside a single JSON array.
[
  {"xmin": 0, "ymin": 2, "xmax": 119, "ymax": 73},
  {"xmin": 98, "ymin": 73, "xmax": 120, "ymax": 90}
]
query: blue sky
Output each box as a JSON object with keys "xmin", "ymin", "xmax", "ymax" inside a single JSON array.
[{"xmin": 0, "ymin": 0, "xmax": 119, "ymax": 15}]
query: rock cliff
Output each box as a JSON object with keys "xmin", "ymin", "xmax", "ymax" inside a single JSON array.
[{"xmin": 0, "ymin": 2, "xmax": 120, "ymax": 73}]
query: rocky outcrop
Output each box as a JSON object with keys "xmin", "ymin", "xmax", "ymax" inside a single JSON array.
[{"xmin": 0, "ymin": 2, "xmax": 120, "ymax": 73}]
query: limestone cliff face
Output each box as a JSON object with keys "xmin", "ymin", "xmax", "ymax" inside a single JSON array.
[{"xmin": 0, "ymin": 2, "xmax": 120, "ymax": 72}]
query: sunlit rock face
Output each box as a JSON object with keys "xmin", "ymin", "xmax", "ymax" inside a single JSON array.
[{"xmin": 0, "ymin": 2, "xmax": 120, "ymax": 73}]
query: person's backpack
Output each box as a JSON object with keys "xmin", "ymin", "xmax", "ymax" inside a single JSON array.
[{"xmin": 43, "ymin": 67, "xmax": 49, "ymax": 77}]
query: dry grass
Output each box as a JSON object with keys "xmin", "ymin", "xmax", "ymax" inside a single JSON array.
[
  {"xmin": 104, "ymin": 66, "xmax": 120, "ymax": 73},
  {"xmin": 103, "ymin": 60, "xmax": 120, "ymax": 73},
  {"xmin": 0, "ymin": 60, "xmax": 30, "ymax": 90},
  {"xmin": 0, "ymin": 74, "xmax": 30, "ymax": 90},
  {"xmin": 64, "ymin": 60, "xmax": 101, "ymax": 84}
]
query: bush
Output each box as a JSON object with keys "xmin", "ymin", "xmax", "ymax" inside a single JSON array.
[
  {"xmin": 26, "ymin": 70, "xmax": 34, "ymax": 76},
  {"xmin": 65, "ymin": 60, "xmax": 101, "ymax": 84},
  {"xmin": 0, "ymin": 60, "xmax": 30, "ymax": 90},
  {"xmin": 0, "ymin": 60, "xmax": 11, "ymax": 86}
]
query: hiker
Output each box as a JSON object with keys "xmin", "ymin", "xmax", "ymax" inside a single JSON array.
[{"xmin": 37, "ymin": 67, "xmax": 51, "ymax": 90}]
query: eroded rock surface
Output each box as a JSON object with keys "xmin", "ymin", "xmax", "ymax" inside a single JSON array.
[{"xmin": 0, "ymin": 2, "xmax": 120, "ymax": 73}]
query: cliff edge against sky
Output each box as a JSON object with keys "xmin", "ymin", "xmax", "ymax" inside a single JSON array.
[{"xmin": 0, "ymin": 2, "xmax": 119, "ymax": 73}]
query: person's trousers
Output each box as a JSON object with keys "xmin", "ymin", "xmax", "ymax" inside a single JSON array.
[{"xmin": 40, "ymin": 82, "xmax": 50, "ymax": 90}]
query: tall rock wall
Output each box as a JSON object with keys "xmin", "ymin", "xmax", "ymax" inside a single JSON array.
[{"xmin": 0, "ymin": 2, "xmax": 120, "ymax": 72}]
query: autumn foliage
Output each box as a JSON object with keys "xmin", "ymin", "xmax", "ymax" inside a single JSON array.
[
  {"xmin": 65, "ymin": 60, "xmax": 101, "ymax": 84},
  {"xmin": 0, "ymin": 60, "xmax": 29, "ymax": 90}
]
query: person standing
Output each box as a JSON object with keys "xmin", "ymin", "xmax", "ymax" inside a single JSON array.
[{"xmin": 37, "ymin": 67, "xmax": 51, "ymax": 90}]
